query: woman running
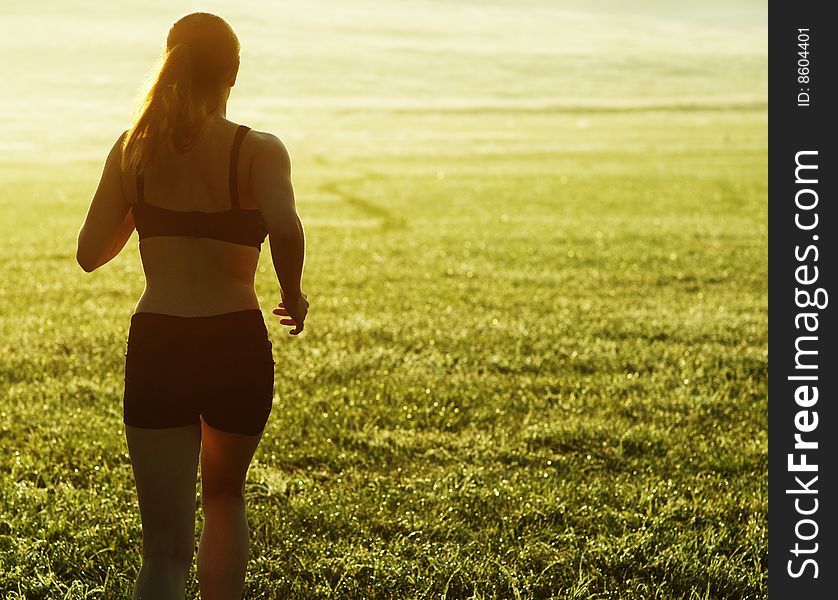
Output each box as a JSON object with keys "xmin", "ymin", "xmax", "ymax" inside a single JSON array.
[{"xmin": 76, "ymin": 12, "xmax": 308, "ymax": 599}]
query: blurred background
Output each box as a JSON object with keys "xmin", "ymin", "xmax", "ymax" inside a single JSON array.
[
  {"xmin": 0, "ymin": 1, "xmax": 767, "ymax": 598},
  {"xmin": 2, "ymin": 0, "xmax": 766, "ymax": 161}
]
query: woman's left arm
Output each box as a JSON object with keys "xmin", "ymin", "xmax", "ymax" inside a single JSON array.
[{"xmin": 77, "ymin": 133, "xmax": 135, "ymax": 272}]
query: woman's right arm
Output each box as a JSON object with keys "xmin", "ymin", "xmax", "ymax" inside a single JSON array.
[{"xmin": 250, "ymin": 131, "xmax": 308, "ymax": 334}]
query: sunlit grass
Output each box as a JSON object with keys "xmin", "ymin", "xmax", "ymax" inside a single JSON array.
[{"xmin": 0, "ymin": 1, "xmax": 766, "ymax": 598}]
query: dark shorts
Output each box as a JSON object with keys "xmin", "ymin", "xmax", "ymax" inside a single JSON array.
[{"xmin": 123, "ymin": 309, "xmax": 275, "ymax": 436}]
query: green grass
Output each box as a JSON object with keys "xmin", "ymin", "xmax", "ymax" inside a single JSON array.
[{"xmin": 0, "ymin": 1, "xmax": 766, "ymax": 598}]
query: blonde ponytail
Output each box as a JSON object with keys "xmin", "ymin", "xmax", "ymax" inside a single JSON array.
[{"xmin": 121, "ymin": 13, "xmax": 240, "ymax": 171}]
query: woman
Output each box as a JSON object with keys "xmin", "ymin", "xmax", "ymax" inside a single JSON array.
[{"xmin": 76, "ymin": 12, "xmax": 307, "ymax": 599}]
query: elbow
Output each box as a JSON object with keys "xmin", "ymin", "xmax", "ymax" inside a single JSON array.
[
  {"xmin": 76, "ymin": 227, "xmax": 103, "ymax": 272},
  {"xmin": 77, "ymin": 257, "xmax": 97, "ymax": 273},
  {"xmin": 76, "ymin": 247, "xmax": 98, "ymax": 273},
  {"xmin": 269, "ymin": 221, "xmax": 302, "ymax": 243}
]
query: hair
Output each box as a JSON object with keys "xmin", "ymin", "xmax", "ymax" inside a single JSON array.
[{"xmin": 121, "ymin": 12, "xmax": 240, "ymax": 171}]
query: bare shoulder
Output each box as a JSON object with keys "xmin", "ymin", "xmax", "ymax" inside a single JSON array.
[
  {"xmin": 109, "ymin": 130, "xmax": 129, "ymax": 162},
  {"xmin": 106, "ymin": 129, "xmax": 130, "ymax": 178},
  {"xmin": 246, "ymin": 129, "xmax": 291, "ymax": 174},
  {"xmin": 243, "ymin": 128, "xmax": 296, "ymax": 214}
]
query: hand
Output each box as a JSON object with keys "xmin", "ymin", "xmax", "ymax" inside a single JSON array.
[{"xmin": 273, "ymin": 290, "xmax": 309, "ymax": 336}]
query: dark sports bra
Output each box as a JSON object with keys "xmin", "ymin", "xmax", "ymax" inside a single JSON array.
[{"xmin": 132, "ymin": 125, "xmax": 269, "ymax": 250}]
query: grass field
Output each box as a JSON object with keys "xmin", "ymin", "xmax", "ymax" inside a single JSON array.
[{"xmin": 0, "ymin": 1, "xmax": 767, "ymax": 598}]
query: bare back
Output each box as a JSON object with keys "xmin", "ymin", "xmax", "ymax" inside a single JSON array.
[{"xmin": 123, "ymin": 117, "xmax": 263, "ymax": 317}]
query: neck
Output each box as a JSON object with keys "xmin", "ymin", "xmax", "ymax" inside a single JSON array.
[
  {"xmin": 207, "ymin": 88, "xmax": 230, "ymax": 120},
  {"xmin": 212, "ymin": 98, "xmax": 228, "ymax": 119},
  {"xmin": 217, "ymin": 87, "xmax": 231, "ymax": 118}
]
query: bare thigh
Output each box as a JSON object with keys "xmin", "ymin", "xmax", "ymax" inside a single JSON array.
[
  {"xmin": 126, "ymin": 424, "xmax": 202, "ymax": 559},
  {"xmin": 199, "ymin": 417, "xmax": 263, "ymax": 497}
]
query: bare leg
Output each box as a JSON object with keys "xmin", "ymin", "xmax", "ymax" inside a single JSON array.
[
  {"xmin": 197, "ymin": 418, "xmax": 263, "ymax": 600},
  {"xmin": 126, "ymin": 424, "xmax": 202, "ymax": 600}
]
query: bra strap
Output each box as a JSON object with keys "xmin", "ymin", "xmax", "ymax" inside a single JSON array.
[
  {"xmin": 136, "ymin": 171, "xmax": 145, "ymax": 205},
  {"xmin": 229, "ymin": 125, "xmax": 251, "ymax": 209}
]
